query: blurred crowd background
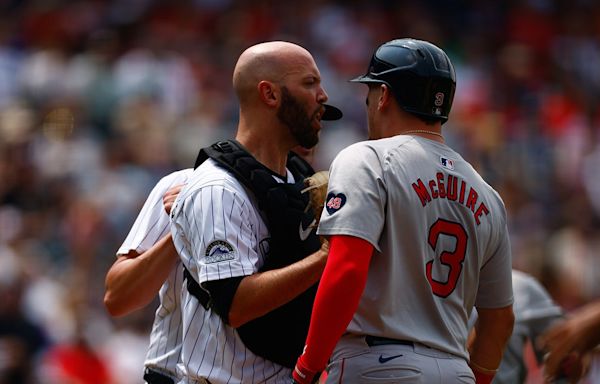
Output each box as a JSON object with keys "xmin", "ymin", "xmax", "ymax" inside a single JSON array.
[{"xmin": 1, "ymin": 0, "xmax": 600, "ymax": 383}]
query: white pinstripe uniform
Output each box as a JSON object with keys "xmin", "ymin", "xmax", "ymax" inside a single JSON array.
[
  {"xmin": 117, "ymin": 169, "xmax": 192, "ymax": 382},
  {"xmin": 170, "ymin": 158, "xmax": 293, "ymax": 384}
]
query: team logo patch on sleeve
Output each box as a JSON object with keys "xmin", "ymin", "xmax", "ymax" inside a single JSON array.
[
  {"xmin": 325, "ymin": 192, "xmax": 346, "ymax": 215},
  {"xmin": 204, "ymin": 240, "xmax": 236, "ymax": 264}
]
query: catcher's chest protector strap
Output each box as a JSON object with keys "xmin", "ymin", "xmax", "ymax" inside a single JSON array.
[
  {"xmin": 183, "ymin": 266, "xmax": 211, "ymax": 310},
  {"xmin": 190, "ymin": 139, "xmax": 320, "ymax": 368},
  {"xmin": 194, "ymin": 139, "xmax": 314, "ymax": 196}
]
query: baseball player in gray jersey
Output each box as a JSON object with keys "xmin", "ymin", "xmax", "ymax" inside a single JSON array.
[
  {"xmin": 469, "ymin": 269, "xmax": 563, "ymax": 384},
  {"xmin": 170, "ymin": 41, "xmax": 336, "ymax": 383},
  {"xmin": 293, "ymin": 38, "xmax": 515, "ymax": 384},
  {"xmin": 105, "ymin": 169, "xmax": 192, "ymax": 384}
]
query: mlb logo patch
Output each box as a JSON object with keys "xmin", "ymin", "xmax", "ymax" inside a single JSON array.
[{"xmin": 440, "ymin": 156, "xmax": 454, "ymax": 170}]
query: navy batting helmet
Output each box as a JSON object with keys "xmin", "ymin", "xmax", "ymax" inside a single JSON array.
[{"xmin": 351, "ymin": 38, "xmax": 456, "ymax": 124}]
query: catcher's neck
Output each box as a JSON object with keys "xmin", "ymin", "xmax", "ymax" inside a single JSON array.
[{"xmin": 236, "ymin": 132, "xmax": 290, "ymax": 177}]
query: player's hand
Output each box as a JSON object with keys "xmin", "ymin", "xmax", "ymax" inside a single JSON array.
[
  {"xmin": 537, "ymin": 302, "xmax": 600, "ymax": 383},
  {"xmin": 538, "ymin": 317, "xmax": 590, "ymax": 383},
  {"xmin": 163, "ymin": 184, "xmax": 185, "ymax": 214},
  {"xmin": 541, "ymin": 351, "xmax": 589, "ymax": 384},
  {"xmin": 292, "ymin": 358, "xmax": 319, "ymax": 384}
]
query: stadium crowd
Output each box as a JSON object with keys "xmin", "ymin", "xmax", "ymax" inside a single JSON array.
[{"xmin": 1, "ymin": 0, "xmax": 600, "ymax": 382}]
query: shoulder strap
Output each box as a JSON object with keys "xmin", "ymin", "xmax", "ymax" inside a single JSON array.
[
  {"xmin": 194, "ymin": 140, "xmax": 315, "ymax": 210},
  {"xmin": 183, "ymin": 266, "xmax": 211, "ymax": 310},
  {"xmin": 196, "ymin": 140, "xmax": 315, "ymax": 179},
  {"xmin": 286, "ymin": 150, "xmax": 315, "ymax": 181},
  {"xmin": 194, "ymin": 140, "xmax": 261, "ymax": 193}
]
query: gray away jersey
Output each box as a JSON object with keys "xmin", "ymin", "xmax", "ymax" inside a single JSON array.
[
  {"xmin": 117, "ymin": 168, "xmax": 192, "ymax": 380},
  {"xmin": 318, "ymin": 135, "xmax": 514, "ymax": 360},
  {"xmin": 491, "ymin": 270, "xmax": 563, "ymax": 384},
  {"xmin": 170, "ymin": 159, "xmax": 293, "ymax": 384}
]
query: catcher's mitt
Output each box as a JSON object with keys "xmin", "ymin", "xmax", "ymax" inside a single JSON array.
[{"xmin": 302, "ymin": 170, "xmax": 329, "ymax": 227}]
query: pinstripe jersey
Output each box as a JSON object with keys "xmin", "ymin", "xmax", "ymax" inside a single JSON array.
[
  {"xmin": 170, "ymin": 158, "xmax": 293, "ymax": 384},
  {"xmin": 318, "ymin": 136, "xmax": 513, "ymax": 360},
  {"xmin": 117, "ymin": 169, "xmax": 193, "ymax": 380}
]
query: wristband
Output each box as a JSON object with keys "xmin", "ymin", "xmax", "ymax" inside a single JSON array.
[
  {"xmin": 292, "ymin": 358, "xmax": 319, "ymax": 384},
  {"xmin": 472, "ymin": 369, "xmax": 495, "ymax": 384},
  {"xmin": 470, "ymin": 361, "xmax": 496, "ymax": 384}
]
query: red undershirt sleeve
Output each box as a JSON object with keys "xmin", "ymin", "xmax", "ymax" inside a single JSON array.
[{"xmin": 299, "ymin": 234, "xmax": 374, "ymax": 372}]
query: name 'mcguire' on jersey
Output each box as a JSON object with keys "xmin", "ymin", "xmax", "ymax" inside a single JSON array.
[{"xmin": 411, "ymin": 172, "xmax": 490, "ymax": 225}]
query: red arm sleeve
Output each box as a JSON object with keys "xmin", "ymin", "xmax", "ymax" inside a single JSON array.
[{"xmin": 298, "ymin": 234, "xmax": 373, "ymax": 372}]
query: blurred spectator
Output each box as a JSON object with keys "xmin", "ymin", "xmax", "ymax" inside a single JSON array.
[
  {"xmin": 37, "ymin": 335, "xmax": 112, "ymax": 384},
  {"xmin": 0, "ymin": 249, "xmax": 48, "ymax": 384},
  {"xmin": 0, "ymin": 1, "xmax": 598, "ymax": 383}
]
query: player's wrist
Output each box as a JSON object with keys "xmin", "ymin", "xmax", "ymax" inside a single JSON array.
[
  {"xmin": 470, "ymin": 361, "xmax": 497, "ymax": 384},
  {"xmin": 292, "ymin": 357, "xmax": 320, "ymax": 384},
  {"xmin": 472, "ymin": 369, "xmax": 495, "ymax": 384}
]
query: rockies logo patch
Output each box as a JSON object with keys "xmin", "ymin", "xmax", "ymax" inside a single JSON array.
[
  {"xmin": 325, "ymin": 192, "xmax": 346, "ymax": 215},
  {"xmin": 204, "ymin": 240, "xmax": 236, "ymax": 264}
]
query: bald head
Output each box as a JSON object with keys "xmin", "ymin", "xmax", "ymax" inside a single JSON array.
[{"xmin": 232, "ymin": 41, "xmax": 317, "ymax": 105}]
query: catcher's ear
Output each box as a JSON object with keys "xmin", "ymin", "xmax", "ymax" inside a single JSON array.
[{"xmin": 258, "ymin": 81, "xmax": 279, "ymax": 107}]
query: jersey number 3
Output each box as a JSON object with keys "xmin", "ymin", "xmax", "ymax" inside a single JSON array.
[{"xmin": 426, "ymin": 219, "xmax": 467, "ymax": 298}]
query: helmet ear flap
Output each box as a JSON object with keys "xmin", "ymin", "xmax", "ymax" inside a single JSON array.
[{"xmin": 351, "ymin": 38, "xmax": 456, "ymax": 124}]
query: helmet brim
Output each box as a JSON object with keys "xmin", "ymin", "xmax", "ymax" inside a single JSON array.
[
  {"xmin": 349, "ymin": 75, "xmax": 388, "ymax": 85},
  {"xmin": 322, "ymin": 104, "xmax": 343, "ymax": 121},
  {"xmin": 349, "ymin": 74, "xmax": 374, "ymax": 83}
]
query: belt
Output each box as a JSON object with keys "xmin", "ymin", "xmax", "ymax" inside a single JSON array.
[
  {"xmin": 365, "ymin": 335, "xmax": 414, "ymax": 347},
  {"xmin": 143, "ymin": 368, "xmax": 175, "ymax": 384}
]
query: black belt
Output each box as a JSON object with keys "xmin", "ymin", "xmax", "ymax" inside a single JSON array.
[
  {"xmin": 143, "ymin": 368, "xmax": 174, "ymax": 384},
  {"xmin": 365, "ymin": 335, "xmax": 414, "ymax": 347}
]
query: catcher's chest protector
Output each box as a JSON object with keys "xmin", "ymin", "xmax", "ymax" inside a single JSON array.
[{"xmin": 191, "ymin": 139, "xmax": 321, "ymax": 368}]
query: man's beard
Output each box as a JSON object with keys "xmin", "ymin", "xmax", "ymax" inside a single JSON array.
[{"xmin": 277, "ymin": 87, "xmax": 319, "ymax": 149}]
